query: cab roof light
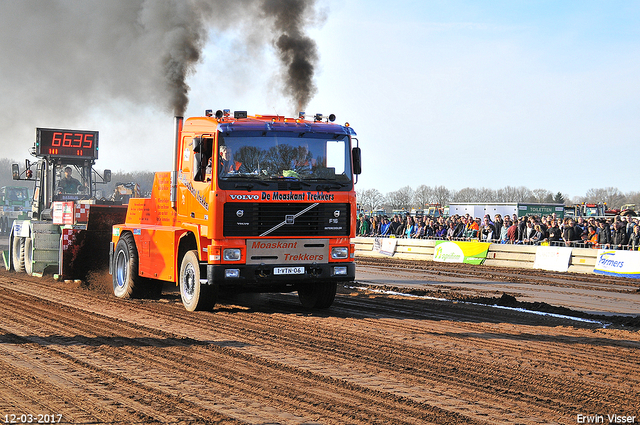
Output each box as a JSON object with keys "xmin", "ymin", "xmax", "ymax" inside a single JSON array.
[
  {"xmin": 299, "ymin": 111, "xmax": 305, "ymax": 119},
  {"xmin": 205, "ymin": 109, "xmax": 213, "ymax": 117},
  {"xmin": 223, "ymin": 109, "xmax": 231, "ymax": 117}
]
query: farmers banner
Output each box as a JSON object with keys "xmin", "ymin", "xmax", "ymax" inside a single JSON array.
[
  {"xmin": 433, "ymin": 241, "xmax": 490, "ymax": 265},
  {"xmin": 593, "ymin": 249, "xmax": 640, "ymax": 278},
  {"xmin": 533, "ymin": 246, "xmax": 572, "ymax": 272}
]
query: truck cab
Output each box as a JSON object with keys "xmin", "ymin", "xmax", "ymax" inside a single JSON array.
[{"xmin": 111, "ymin": 110, "xmax": 361, "ymax": 311}]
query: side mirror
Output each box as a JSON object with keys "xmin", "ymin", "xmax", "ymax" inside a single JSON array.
[
  {"xmin": 104, "ymin": 169, "xmax": 111, "ymax": 183},
  {"xmin": 11, "ymin": 164, "xmax": 19, "ymax": 180},
  {"xmin": 352, "ymin": 147, "xmax": 361, "ymax": 175}
]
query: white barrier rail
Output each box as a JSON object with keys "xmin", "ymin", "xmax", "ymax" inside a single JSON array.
[{"xmin": 354, "ymin": 236, "xmax": 602, "ymax": 275}]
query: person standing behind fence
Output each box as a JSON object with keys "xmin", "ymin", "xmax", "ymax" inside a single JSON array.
[
  {"xmin": 359, "ymin": 215, "xmax": 371, "ymax": 236},
  {"xmin": 531, "ymin": 224, "xmax": 545, "ymax": 244},
  {"xmin": 389, "ymin": 215, "xmax": 401, "ymax": 235},
  {"xmin": 547, "ymin": 220, "xmax": 562, "ymax": 244},
  {"xmin": 612, "ymin": 216, "xmax": 628, "ymax": 250},
  {"xmin": 499, "ymin": 216, "xmax": 510, "ymax": 243},
  {"xmin": 507, "ymin": 220, "xmax": 518, "ymax": 243},
  {"xmin": 404, "ymin": 216, "xmax": 415, "ymax": 238},
  {"xmin": 521, "ymin": 220, "xmax": 535, "ymax": 244},
  {"xmin": 562, "ymin": 219, "xmax": 582, "ymax": 246},
  {"xmin": 585, "ymin": 226, "xmax": 598, "ymax": 248},
  {"xmin": 597, "ymin": 219, "xmax": 612, "ymax": 248},
  {"xmin": 493, "ymin": 214, "xmax": 503, "ymax": 241},
  {"xmin": 380, "ymin": 217, "xmax": 391, "ymax": 236},
  {"xmin": 481, "ymin": 218, "xmax": 495, "ymax": 242},
  {"xmin": 628, "ymin": 225, "xmax": 640, "ymax": 250}
]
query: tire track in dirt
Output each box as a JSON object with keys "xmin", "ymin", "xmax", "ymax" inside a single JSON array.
[
  {"xmin": 0, "ymin": 280, "xmax": 481, "ymax": 424},
  {"xmin": 0, "ymin": 270, "xmax": 638, "ymax": 424}
]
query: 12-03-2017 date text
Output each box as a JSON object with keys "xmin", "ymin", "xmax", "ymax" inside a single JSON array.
[{"xmin": 3, "ymin": 414, "xmax": 62, "ymax": 424}]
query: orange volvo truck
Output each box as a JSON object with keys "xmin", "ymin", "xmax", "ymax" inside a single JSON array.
[{"xmin": 110, "ymin": 110, "xmax": 361, "ymax": 311}]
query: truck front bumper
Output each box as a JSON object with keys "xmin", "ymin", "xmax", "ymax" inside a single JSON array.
[{"xmin": 207, "ymin": 262, "xmax": 355, "ymax": 291}]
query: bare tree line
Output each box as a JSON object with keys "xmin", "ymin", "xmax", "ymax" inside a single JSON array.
[
  {"xmin": 357, "ymin": 185, "xmax": 640, "ymax": 212},
  {"xmin": 2, "ymin": 157, "xmax": 637, "ymax": 210}
]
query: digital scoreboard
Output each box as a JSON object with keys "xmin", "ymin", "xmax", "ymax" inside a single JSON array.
[{"xmin": 36, "ymin": 128, "xmax": 99, "ymax": 159}]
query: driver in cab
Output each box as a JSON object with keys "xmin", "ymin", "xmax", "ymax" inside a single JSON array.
[{"xmin": 57, "ymin": 166, "xmax": 82, "ymax": 194}]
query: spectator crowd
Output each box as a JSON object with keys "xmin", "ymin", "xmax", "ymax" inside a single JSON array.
[{"xmin": 356, "ymin": 212, "xmax": 640, "ymax": 250}]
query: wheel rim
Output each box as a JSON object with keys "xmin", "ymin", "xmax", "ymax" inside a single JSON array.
[
  {"xmin": 182, "ymin": 262, "xmax": 196, "ymax": 301},
  {"xmin": 115, "ymin": 250, "xmax": 128, "ymax": 288}
]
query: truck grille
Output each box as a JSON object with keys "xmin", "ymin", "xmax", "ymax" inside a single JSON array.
[{"xmin": 224, "ymin": 202, "xmax": 350, "ymax": 237}]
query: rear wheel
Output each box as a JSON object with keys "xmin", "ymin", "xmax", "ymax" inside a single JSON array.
[
  {"xmin": 12, "ymin": 235, "xmax": 25, "ymax": 273},
  {"xmin": 298, "ymin": 281, "xmax": 337, "ymax": 309},
  {"xmin": 179, "ymin": 250, "xmax": 216, "ymax": 311},
  {"xmin": 112, "ymin": 233, "xmax": 143, "ymax": 298},
  {"xmin": 24, "ymin": 237, "xmax": 34, "ymax": 275}
]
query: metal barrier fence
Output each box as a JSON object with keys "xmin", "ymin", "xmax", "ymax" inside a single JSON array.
[
  {"xmin": 356, "ymin": 234, "xmax": 637, "ymax": 251},
  {"xmin": 352, "ymin": 236, "xmax": 605, "ymax": 274}
]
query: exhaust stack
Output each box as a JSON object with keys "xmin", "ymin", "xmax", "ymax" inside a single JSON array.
[{"xmin": 171, "ymin": 116, "xmax": 184, "ymax": 208}]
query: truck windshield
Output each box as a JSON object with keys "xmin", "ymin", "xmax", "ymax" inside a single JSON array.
[
  {"xmin": 6, "ymin": 188, "xmax": 29, "ymax": 202},
  {"xmin": 217, "ymin": 131, "xmax": 352, "ymax": 188},
  {"xmin": 53, "ymin": 162, "xmax": 92, "ymax": 201}
]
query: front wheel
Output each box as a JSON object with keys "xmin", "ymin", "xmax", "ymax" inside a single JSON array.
[
  {"xmin": 298, "ymin": 281, "xmax": 337, "ymax": 309},
  {"xmin": 179, "ymin": 250, "xmax": 216, "ymax": 312}
]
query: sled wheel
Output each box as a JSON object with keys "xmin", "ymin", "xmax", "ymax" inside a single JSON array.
[
  {"xmin": 12, "ymin": 235, "xmax": 25, "ymax": 273},
  {"xmin": 24, "ymin": 237, "xmax": 34, "ymax": 275}
]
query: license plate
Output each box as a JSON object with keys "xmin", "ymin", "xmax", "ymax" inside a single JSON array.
[{"xmin": 273, "ymin": 266, "xmax": 305, "ymax": 275}]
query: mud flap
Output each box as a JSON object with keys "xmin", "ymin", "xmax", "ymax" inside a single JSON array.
[
  {"xmin": 60, "ymin": 228, "xmax": 109, "ymax": 280},
  {"xmin": 59, "ymin": 204, "xmax": 127, "ymax": 281}
]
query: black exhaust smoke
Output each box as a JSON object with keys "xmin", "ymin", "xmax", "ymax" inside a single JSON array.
[
  {"xmin": 0, "ymin": 0, "xmax": 321, "ymax": 132},
  {"xmin": 262, "ymin": 0, "xmax": 319, "ymax": 112}
]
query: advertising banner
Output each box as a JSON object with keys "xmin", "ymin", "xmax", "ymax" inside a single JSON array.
[
  {"xmin": 593, "ymin": 250, "xmax": 640, "ymax": 278},
  {"xmin": 433, "ymin": 241, "xmax": 490, "ymax": 265},
  {"xmin": 373, "ymin": 237, "xmax": 397, "ymax": 256},
  {"xmin": 533, "ymin": 246, "xmax": 572, "ymax": 272}
]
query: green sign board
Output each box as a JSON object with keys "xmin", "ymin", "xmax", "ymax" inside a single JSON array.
[{"xmin": 517, "ymin": 204, "xmax": 565, "ymax": 219}]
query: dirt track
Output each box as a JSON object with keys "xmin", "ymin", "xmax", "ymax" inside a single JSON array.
[{"xmin": 0, "ymin": 263, "xmax": 639, "ymax": 425}]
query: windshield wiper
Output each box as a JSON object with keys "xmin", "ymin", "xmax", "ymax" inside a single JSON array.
[
  {"xmin": 233, "ymin": 180, "xmax": 270, "ymax": 190},
  {"xmin": 224, "ymin": 174, "xmax": 269, "ymax": 186},
  {"xmin": 267, "ymin": 176, "xmax": 312, "ymax": 187},
  {"xmin": 316, "ymin": 182, "xmax": 350, "ymax": 191}
]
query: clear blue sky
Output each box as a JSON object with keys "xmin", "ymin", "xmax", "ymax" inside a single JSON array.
[{"xmin": 1, "ymin": 1, "xmax": 638, "ymax": 199}]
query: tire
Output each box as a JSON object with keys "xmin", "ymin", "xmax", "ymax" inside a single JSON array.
[
  {"xmin": 179, "ymin": 250, "xmax": 216, "ymax": 312},
  {"xmin": 24, "ymin": 237, "xmax": 34, "ymax": 276},
  {"xmin": 12, "ymin": 235, "xmax": 25, "ymax": 273},
  {"xmin": 298, "ymin": 281, "xmax": 337, "ymax": 309},
  {"xmin": 112, "ymin": 233, "xmax": 143, "ymax": 299}
]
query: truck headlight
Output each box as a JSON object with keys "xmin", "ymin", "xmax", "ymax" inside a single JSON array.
[
  {"xmin": 223, "ymin": 248, "xmax": 241, "ymax": 261},
  {"xmin": 331, "ymin": 247, "xmax": 349, "ymax": 259}
]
